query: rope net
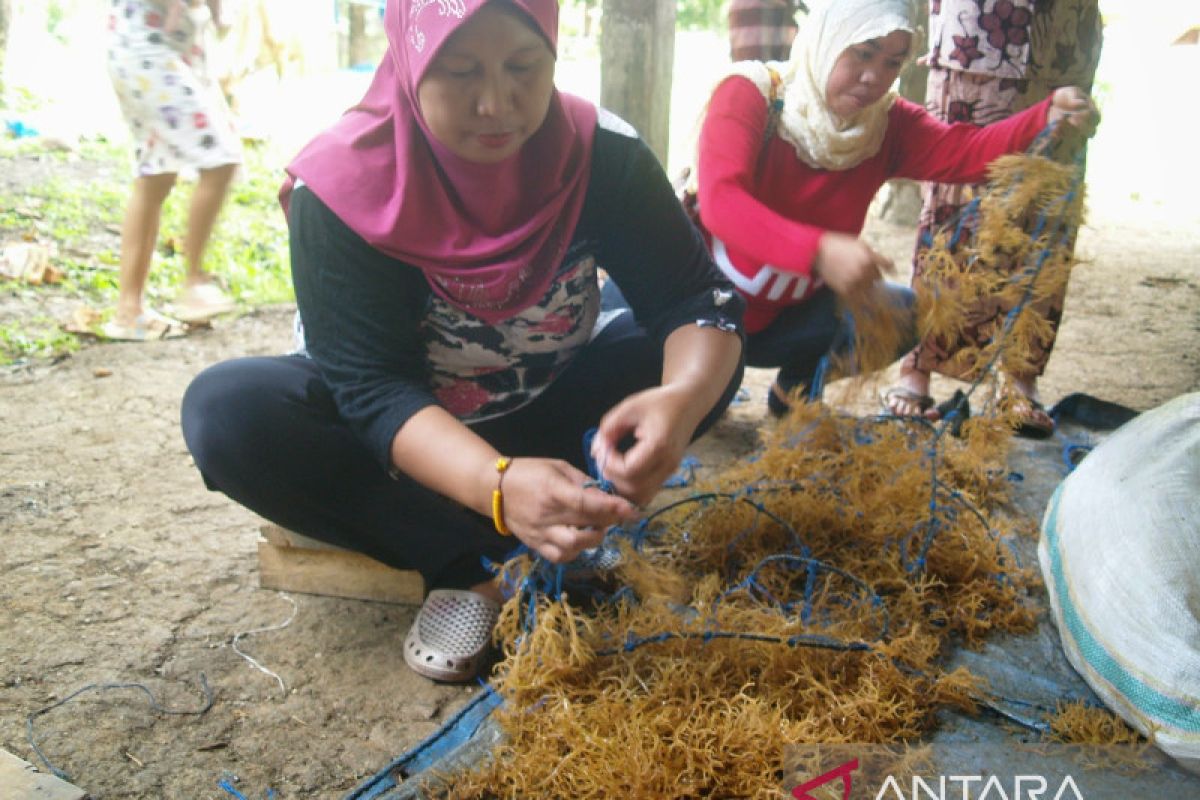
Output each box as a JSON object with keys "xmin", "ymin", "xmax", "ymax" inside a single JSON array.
[{"xmin": 432, "ymin": 148, "xmax": 1136, "ymax": 798}]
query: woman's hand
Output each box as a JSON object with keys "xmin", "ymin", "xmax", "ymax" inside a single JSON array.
[
  {"xmin": 390, "ymin": 406, "xmax": 636, "ymax": 565},
  {"xmin": 497, "ymin": 458, "xmax": 639, "ymax": 563},
  {"xmin": 813, "ymin": 232, "xmax": 895, "ymax": 299},
  {"xmin": 590, "ymin": 384, "xmax": 696, "ymax": 507},
  {"xmin": 590, "ymin": 323, "xmax": 741, "ymax": 508},
  {"xmin": 1047, "ymin": 86, "xmax": 1100, "ymax": 136}
]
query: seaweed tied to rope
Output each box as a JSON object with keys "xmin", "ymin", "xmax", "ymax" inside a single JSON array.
[{"xmin": 432, "ymin": 136, "xmax": 1133, "ymax": 798}]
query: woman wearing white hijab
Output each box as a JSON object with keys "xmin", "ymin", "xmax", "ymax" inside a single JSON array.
[{"xmin": 696, "ymin": 0, "xmax": 1096, "ymax": 416}]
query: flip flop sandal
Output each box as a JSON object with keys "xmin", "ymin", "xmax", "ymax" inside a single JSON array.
[
  {"xmin": 176, "ymin": 282, "xmax": 236, "ymax": 323},
  {"xmin": 1013, "ymin": 398, "xmax": 1055, "ymax": 439},
  {"xmin": 99, "ymin": 309, "xmax": 186, "ymax": 341},
  {"xmin": 768, "ymin": 380, "xmax": 802, "ymax": 418},
  {"xmin": 934, "ymin": 389, "xmax": 971, "ymax": 437},
  {"xmin": 881, "ymin": 385, "xmax": 936, "ymax": 418},
  {"xmin": 403, "ymin": 589, "xmax": 500, "ymax": 683}
]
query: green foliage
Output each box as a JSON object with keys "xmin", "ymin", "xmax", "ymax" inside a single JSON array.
[
  {"xmin": 46, "ymin": 0, "xmax": 67, "ymax": 43},
  {"xmin": 0, "ymin": 139, "xmax": 293, "ymax": 365},
  {"xmin": 0, "ymin": 316, "xmax": 79, "ymax": 364},
  {"xmin": 676, "ymin": 0, "xmax": 727, "ymax": 31},
  {"xmin": 4, "ymin": 87, "xmax": 41, "ymax": 114}
]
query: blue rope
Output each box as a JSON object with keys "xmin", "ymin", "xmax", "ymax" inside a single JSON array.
[
  {"xmin": 1061, "ymin": 440, "xmax": 1092, "ymax": 472},
  {"xmin": 26, "ymin": 674, "xmax": 214, "ymax": 783},
  {"xmin": 662, "ymin": 455, "xmax": 700, "ymax": 488},
  {"xmin": 510, "ymin": 483, "xmax": 887, "ymax": 660},
  {"xmin": 525, "ymin": 144, "xmax": 1084, "ymax": 662},
  {"xmin": 217, "ymin": 776, "xmax": 277, "ymax": 800}
]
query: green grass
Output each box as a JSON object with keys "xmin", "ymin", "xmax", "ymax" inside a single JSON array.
[
  {"xmin": 0, "ymin": 140, "xmax": 293, "ymax": 365},
  {"xmin": 0, "ymin": 316, "xmax": 80, "ymax": 364}
]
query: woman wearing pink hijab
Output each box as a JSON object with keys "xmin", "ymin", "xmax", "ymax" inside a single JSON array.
[{"xmin": 181, "ymin": 0, "xmax": 744, "ymax": 682}]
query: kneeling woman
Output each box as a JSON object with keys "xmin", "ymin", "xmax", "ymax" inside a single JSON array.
[
  {"xmin": 696, "ymin": 0, "xmax": 1096, "ymax": 416},
  {"xmin": 181, "ymin": 0, "xmax": 744, "ymax": 682}
]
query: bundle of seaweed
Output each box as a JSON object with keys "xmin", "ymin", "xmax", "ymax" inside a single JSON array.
[
  {"xmin": 431, "ymin": 149, "xmax": 1136, "ymax": 798},
  {"xmin": 912, "ymin": 151, "xmax": 1086, "ymax": 419},
  {"xmin": 824, "ymin": 150, "xmax": 1087, "ymax": 422},
  {"xmin": 432, "ymin": 405, "xmax": 1035, "ymax": 797}
]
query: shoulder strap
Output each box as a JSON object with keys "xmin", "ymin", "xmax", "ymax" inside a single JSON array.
[
  {"xmin": 754, "ymin": 66, "xmax": 784, "ymax": 172},
  {"xmin": 762, "ymin": 67, "xmax": 784, "ymax": 147}
]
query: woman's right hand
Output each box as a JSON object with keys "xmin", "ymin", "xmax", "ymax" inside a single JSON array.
[
  {"xmin": 494, "ymin": 457, "xmax": 639, "ymax": 564},
  {"xmin": 813, "ymin": 232, "xmax": 895, "ymax": 299},
  {"xmin": 391, "ymin": 407, "xmax": 639, "ymax": 566}
]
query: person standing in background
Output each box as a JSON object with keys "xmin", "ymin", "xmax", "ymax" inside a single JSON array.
[
  {"xmin": 728, "ymin": 0, "xmax": 803, "ymax": 63},
  {"xmin": 105, "ymin": 0, "xmax": 241, "ymax": 340},
  {"xmin": 888, "ymin": 0, "xmax": 1103, "ymax": 436}
]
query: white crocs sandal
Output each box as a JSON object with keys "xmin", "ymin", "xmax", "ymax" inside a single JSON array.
[{"xmin": 403, "ymin": 589, "xmax": 500, "ymax": 682}]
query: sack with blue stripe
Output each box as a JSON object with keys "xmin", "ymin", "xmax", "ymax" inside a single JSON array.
[{"xmin": 1040, "ymin": 392, "xmax": 1200, "ymax": 771}]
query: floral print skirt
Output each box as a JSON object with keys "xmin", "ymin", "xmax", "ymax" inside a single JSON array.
[
  {"xmin": 106, "ymin": 0, "xmax": 242, "ymax": 177},
  {"xmin": 912, "ymin": 0, "xmax": 1102, "ymax": 379}
]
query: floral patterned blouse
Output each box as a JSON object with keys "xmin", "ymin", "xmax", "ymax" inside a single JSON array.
[{"xmin": 289, "ymin": 117, "xmax": 743, "ymax": 470}]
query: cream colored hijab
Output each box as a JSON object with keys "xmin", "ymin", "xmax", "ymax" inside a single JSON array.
[{"xmin": 728, "ymin": 0, "xmax": 917, "ymax": 170}]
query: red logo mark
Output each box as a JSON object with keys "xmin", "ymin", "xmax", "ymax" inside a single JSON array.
[{"xmin": 791, "ymin": 758, "xmax": 859, "ymax": 800}]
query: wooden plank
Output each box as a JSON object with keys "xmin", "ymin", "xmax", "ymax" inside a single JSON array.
[
  {"xmin": 259, "ymin": 523, "xmax": 348, "ymax": 552},
  {"xmin": 0, "ymin": 748, "xmax": 90, "ymax": 800},
  {"xmin": 257, "ymin": 533, "xmax": 424, "ymax": 606}
]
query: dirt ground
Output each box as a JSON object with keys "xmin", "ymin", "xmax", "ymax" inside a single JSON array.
[{"xmin": 1, "ymin": 143, "xmax": 1198, "ymax": 800}]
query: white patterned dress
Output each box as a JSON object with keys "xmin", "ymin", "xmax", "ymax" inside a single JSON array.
[{"xmin": 106, "ymin": 0, "xmax": 242, "ymax": 177}]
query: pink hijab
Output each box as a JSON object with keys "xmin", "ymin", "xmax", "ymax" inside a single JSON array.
[{"xmin": 284, "ymin": 0, "xmax": 598, "ymax": 323}]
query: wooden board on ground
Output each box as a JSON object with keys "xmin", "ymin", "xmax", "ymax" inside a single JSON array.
[
  {"xmin": 257, "ymin": 524, "xmax": 424, "ymax": 605},
  {"xmin": 0, "ymin": 748, "xmax": 90, "ymax": 800}
]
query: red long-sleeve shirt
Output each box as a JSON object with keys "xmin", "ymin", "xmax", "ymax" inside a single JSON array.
[{"xmin": 697, "ymin": 77, "xmax": 1052, "ymax": 333}]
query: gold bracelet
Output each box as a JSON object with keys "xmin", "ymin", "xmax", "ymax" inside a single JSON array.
[{"xmin": 491, "ymin": 456, "xmax": 512, "ymax": 536}]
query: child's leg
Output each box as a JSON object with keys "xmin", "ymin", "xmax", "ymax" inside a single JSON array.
[
  {"xmin": 115, "ymin": 172, "xmax": 179, "ymax": 325},
  {"xmin": 184, "ymin": 162, "xmax": 238, "ymax": 285}
]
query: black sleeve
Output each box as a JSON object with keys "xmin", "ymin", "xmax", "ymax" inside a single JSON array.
[
  {"xmin": 585, "ymin": 126, "xmax": 745, "ymax": 342},
  {"xmin": 288, "ymin": 185, "xmax": 436, "ymax": 471}
]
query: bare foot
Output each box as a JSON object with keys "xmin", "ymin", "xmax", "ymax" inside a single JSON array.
[
  {"xmin": 884, "ymin": 358, "xmax": 939, "ymax": 419},
  {"xmin": 1004, "ymin": 374, "xmax": 1054, "ymax": 438},
  {"xmin": 1006, "ymin": 373, "xmax": 1042, "ymax": 405},
  {"xmin": 176, "ymin": 278, "xmax": 235, "ymax": 323}
]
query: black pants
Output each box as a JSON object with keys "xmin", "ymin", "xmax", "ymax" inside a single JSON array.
[
  {"xmin": 181, "ymin": 310, "xmax": 742, "ymax": 591},
  {"xmin": 745, "ymin": 283, "xmax": 916, "ymax": 398}
]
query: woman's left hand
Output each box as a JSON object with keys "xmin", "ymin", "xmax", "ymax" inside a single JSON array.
[
  {"xmin": 1047, "ymin": 87, "xmax": 1100, "ymax": 136},
  {"xmin": 590, "ymin": 384, "xmax": 695, "ymax": 507}
]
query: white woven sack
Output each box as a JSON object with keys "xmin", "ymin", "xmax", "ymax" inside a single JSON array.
[{"xmin": 1040, "ymin": 392, "xmax": 1200, "ymax": 771}]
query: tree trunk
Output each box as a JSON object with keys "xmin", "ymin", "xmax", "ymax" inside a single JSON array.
[
  {"xmin": 348, "ymin": 3, "xmax": 369, "ymax": 68},
  {"xmin": 880, "ymin": 0, "xmax": 930, "ymax": 226},
  {"xmin": 896, "ymin": 0, "xmax": 929, "ymax": 106},
  {"xmin": 599, "ymin": 0, "xmax": 675, "ymax": 166}
]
